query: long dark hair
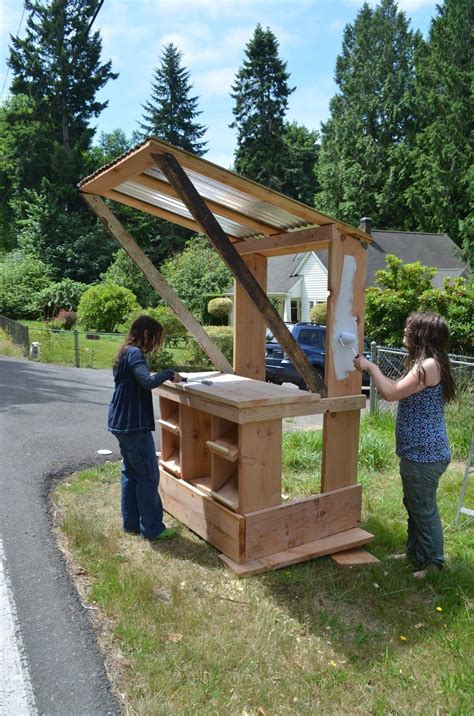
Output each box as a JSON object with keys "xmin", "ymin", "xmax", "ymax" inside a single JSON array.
[
  {"xmin": 114, "ymin": 316, "xmax": 164, "ymax": 371},
  {"xmin": 404, "ymin": 312, "xmax": 456, "ymax": 402}
]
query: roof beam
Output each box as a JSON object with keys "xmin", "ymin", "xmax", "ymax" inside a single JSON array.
[
  {"xmin": 234, "ymin": 224, "xmax": 336, "ymax": 257},
  {"xmin": 81, "ymin": 193, "xmax": 234, "ymax": 375},
  {"xmin": 152, "ymin": 150, "xmax": 324, "ymax": 395}
]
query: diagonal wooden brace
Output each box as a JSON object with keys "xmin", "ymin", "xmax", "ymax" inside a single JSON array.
[
  {"xmin": 81, "ymin": 193, "xmax": 234, "ymax": 374},
  {"xmin": 151, "ymin": 151, "xmax": 324, "ymax": 394}
]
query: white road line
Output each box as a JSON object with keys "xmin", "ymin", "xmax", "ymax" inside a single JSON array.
[{"xmin": 0, "ymin": 538, "xmax": 37, "ymax": 716}]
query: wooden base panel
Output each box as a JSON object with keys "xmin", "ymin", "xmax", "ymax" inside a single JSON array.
[
  {"xmin": 330, "ymin": 548, "xmax": 380, "ymax": 567},
  {"xmin": 218, "ymin": 528, "xmax": 374, "ymax": 577}
]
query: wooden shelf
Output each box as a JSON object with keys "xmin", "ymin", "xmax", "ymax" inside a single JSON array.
[
  {"xmin": 211, "ymin": 473, "xmax": 238, "ymax": 511},
  {"xmin": 206, "ymin": 436, "xmax": 238, "ymax": 462},
  {"xmin": 160, "ymin": 452, "xmax": 181, "ymax": 477},
  {"xmin": 158, "ymin": 417, "xmax": 180, "ymax": 435}
]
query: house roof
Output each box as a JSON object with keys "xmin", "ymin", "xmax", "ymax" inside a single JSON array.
[
  {"xmin": 78, "ymin": 137, "xmax": 371, "ymax": 244},
  {"xmin": 266, "ymin": 230, "xmax": 468, "ymax": 293}
]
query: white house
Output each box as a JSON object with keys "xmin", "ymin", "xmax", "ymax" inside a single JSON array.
[{"xmin": 264, "ymin": 230, "xmax": 469, "ymax": 323}]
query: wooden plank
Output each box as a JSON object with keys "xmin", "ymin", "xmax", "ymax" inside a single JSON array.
[
  {"xmin": 239, "ymin": 419, "xmax": 282, "ymax": 513},
  {"xmin": 159, "ymin": 468, "xmax": 245, "ymax": 563},
  {"xmin": 179, "ymin": 405, "xmax": 212, "ymax": 480},
  {"xmin": 82, "ymin": 194, "xmax": 233, "ymax": 374},
  {"xmin": 206, "ymin": 438, "xmax": 239, "ymax": 462},
  {"xmin": 234, "ymin": 253, "xmax": 267, "ymax": 380},
  {"xmin": 322, "ymin": 230, "xmax": 367, "ymax": 492},
  {"xmin": 80, "ymin": 144, "xmax": 157, "ymax": 195},
  {"xmin": 219, "ymin": 527, "xmax": 374, "ymax": 577},
  {"xmin": 330, "ymin": 548, "xmax": 380, "ymax": 566},
  {"xmin": 234, "ymin": 225, "xmax": 334, "ymax": 257},
  {"xmin": 152, "ymin": 151, "xmax": 322, "ymax": 394},
  {"xmin": 244, "ymin": 484, "xmax": 361, "ymax": 560}
]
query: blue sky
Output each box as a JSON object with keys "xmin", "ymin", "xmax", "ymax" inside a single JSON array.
[{"xmin": 1, "ymin": 0, "xmax": 439, "ymax": 167}]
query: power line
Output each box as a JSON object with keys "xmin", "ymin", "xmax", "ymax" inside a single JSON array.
[{"xmin": 1, "ymin": 2, "xmax": 27, "ymax": 99}]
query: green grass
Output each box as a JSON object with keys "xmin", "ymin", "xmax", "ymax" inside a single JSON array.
[
  {"xmin": 0, "ymin": 329, "xmax": 25, "ymax": 357},
  {"xmin": 52, "ymin": 412, "xmax": 474, "ymax": 715}
]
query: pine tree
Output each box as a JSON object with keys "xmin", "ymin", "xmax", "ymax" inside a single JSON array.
[
  {"xmin": 316, "ymin": 0, "xmax": 420, "ymax": 228},
  {"xmin": 404, "ymin": 0, "xmax": 473, "ymax": 266},
  {"xmin": 231, "ymin": 24, "xmax": 294, "ymax": 189},
  {"xmin": 139, "ymin": 43, "xmax": 207, "ymax": 155},
  {"xmin": 3, "ymin": 0, "xmax": 118, "ymax": 278},
  {"xmin": 281, "ymin": 122, "xmax": 320, "ymax": 205}
]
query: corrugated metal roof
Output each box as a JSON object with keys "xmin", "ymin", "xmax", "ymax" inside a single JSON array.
[{"xmin": 79, "ymin": 137, "xmax": 371, "ymax": 244}]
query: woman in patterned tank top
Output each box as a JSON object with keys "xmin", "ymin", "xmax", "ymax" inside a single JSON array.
[{"xmin": 354, "ymin": 312, "xmax": 456, "ymax": 578}]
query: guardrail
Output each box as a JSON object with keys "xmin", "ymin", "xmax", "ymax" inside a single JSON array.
[{"xmin": 0, "ymin": 316, "xmax": 30, "ymax": 355}]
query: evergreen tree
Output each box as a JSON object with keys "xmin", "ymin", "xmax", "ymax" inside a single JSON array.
[
  {"xmin": 231, "ymin": 24, "xmax": 294, "ymax": 189},
  {"xmin": 139, "ymin": 43, "xmax": 207, "ymax": 155},
  {"xmin": 315, "ymin": 0, "xmax": 420, "ymax": 228},
  {"xmin": 2, "ymin": 0, "xmax": 118, "ymax": 279},
  {"xmin": 404, "ymin": 0, "xmax": 473, "ymax": 266},
  {"xmin": 281, "ymin": 122, "xmax": 320, "ymax": 205}
]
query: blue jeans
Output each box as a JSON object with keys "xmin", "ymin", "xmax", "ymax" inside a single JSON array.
[
  {"xmin": 115, "ymin": 431, "xmax": 165, "ymax": 539},
  {"xmin": 399, "ymin": 458, "xmax": 448, "ymax": 569}
]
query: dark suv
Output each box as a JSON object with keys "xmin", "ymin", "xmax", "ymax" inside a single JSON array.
[{"xmin": 265, "ymin": 322, "xmax": 370, "ymax": 390}]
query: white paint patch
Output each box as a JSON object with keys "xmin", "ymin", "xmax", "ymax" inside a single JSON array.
[
  {"xmin": 0, "ymin": 539, "xmax": 37, "ymax": 715},
  {"xmin": 333, "ymin": 255, "xmax": 358, "ymax": 380}
]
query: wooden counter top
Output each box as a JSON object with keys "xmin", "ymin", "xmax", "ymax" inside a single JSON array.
[{"xmin": 154, "ymin": 372, "xmax": 366, "ymax": 423}]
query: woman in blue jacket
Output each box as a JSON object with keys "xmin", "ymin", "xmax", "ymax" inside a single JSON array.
[{"xmin": 108, "ymin": 315, "xmax": 183, "ymax": 540}]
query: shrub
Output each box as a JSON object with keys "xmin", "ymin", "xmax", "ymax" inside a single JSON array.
[
  {"xmin": 207, "ymin": 297, "xmax": 232, "ymax": 324},
  {"xmin": 185, "ymin": 326, "xmax": 233, "ymax": 369},
  {"xmin": 37, "ymin": 278, "xmax": 88, "ymax": 320},
  {"xmin": 0, "ymin": 251, "xmax": 52, "ymax": 318},
  {"xmin": 101, "ymin": 249, "xmax": 158, "ymax": 307},
  {"xmin": 115, "ymin": 306, "xmax": 187, "ymax": 339},
  {"xmin": 77, "ymin": 283, "xmax": 140, "ymax": 332},
  {"xmin": 309, "ymin": 302, "xmax": 327, "ymax": 325},
  {"xmin": 49, "ymin": 309, "xmax": 77, "ymax": 331}
]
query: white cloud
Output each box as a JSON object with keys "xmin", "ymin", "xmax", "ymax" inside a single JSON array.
[{"xmin": 195, "ymin": 67, "xmax": 237, "ymax": 97}]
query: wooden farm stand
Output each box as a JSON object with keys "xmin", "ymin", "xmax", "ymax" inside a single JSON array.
[{"xmin": 79, "ymin": 138, "xmax": 375, "ymax": 575}]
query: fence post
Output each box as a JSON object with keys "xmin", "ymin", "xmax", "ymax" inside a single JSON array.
[
  {"xmin": 369, "ymin": 341, "xmax": 378, "ymax": 414},
  {"xmin": 74, "ymin": 330, "xmax": 80, "ymax": 367}
]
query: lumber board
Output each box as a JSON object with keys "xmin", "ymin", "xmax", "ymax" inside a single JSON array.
[
  {"xmin": 179, "ymin": 405, "xmax": 212, "ymax": 480},
  {"xmin": 321, "ymin": 410, "xmax": 361, "ymax": 491},
  {"xmin": 159, "ymin": 468, "xmax": 245, "ymax": 563},
  {"xmin": 219, "ymin": 528, "xmax": 374, "ymax": 577},
  {"xmin": 238, "ymin": 420, "xmax": 282, "ymax": 513},
  {"xmin": 234, "ymin": 225, "xmax": 335, "ymax": 257},
  {"xmin": 234, "ymin": 253, "xmax": 267, "ymax": 380},
  {"xmin": 330, "ymin": 548, "xmax": 380, "ymax": 566},
  {"xmin": 244, "ymin": 485, "xmax": 361, "ymax": 560},
  {"xmin": 152, "ymin": 150, "xmax": 322, "ymax": 393}
]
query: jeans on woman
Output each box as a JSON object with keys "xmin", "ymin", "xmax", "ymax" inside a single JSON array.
[
  {"xmin": 399, "ymin": 458, "xmax": 448, "ymax": 569},
  {"xmin": 115, "ymin": 431, "xmax": 165, "ymax": 539}
]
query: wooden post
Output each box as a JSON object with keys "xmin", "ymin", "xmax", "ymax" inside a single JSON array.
[
  {"xmin": 234, "ymin": 254, "xmax": 267, "ymax": 380},
  {"xmin": 82, "ymin": 193, "xmax": 234, "ymax": 374},
  {"xmin": 321, "ymin": 230, "xmax": 367, "ymax": 491},
  {"xmin": 151, "ymin": 151, "xmax": 322, "ymax": 393}
]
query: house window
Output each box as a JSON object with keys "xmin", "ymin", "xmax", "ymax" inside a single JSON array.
[
  {"xmin": 309, "ymin": 301, "xmax": 315, "ymax": 310},
  {"xmin": 290, "ymin": 299, "xmax": 301, "ymax": 323}
]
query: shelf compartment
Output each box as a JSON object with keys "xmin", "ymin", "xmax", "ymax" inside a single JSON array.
[
  {"xmin": 206, "ymin": 435, "xmax": 238, "ymax": 462},
  {"xmin": 158, "ymin": 416, "xmax": 180, "ymax": 434},
  {"xmin": 211, "ymin": 472, "xmax": 238, "ymax": 512},
  {"xmin": 160, "ymin": 452, "xmax": 181, "ymax": 477}
]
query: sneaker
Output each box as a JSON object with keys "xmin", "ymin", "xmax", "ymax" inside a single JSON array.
[
  {"xmin": 388, "ymin": 552, "xmax": 407, "ymax": 561},
  {"xmin": 413, "ymin": 563, "xmax": 442, "ymax": 579},
  {"xmin": 148, "ymin": 527, "xmax": 177, "ymax": 541}
]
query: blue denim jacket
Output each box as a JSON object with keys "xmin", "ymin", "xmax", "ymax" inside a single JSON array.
[{"xmin": 108, "ymin": 346, "xmax": 174, "ymax": 433}]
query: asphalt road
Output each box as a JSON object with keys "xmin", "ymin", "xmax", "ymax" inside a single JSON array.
[{"xmin": 0, "ymin": 357, "xmax": 122, "ymax": 715}]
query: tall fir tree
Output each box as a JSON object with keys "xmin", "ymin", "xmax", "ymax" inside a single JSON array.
[
  {"xmin": 139, "ymin": 43, "xmax": 207, "ymax": 155},
  {"xmin": 231, "ymin": 24, "xmax": 294, "ymax": 190},
  {"xmin": 315, "ymin": 0, "xmax": 420, "ymax": 228},
  {"xmin": 404, "ymin": 0, "xmax": 473, "ymax": 266},
  {"xmin": 281, "ymin": 122, "xmax": 320, "ymax": 205},
  {"xmin": 3, "ymin": 0, "xmax": 118, "ymax": 278}
]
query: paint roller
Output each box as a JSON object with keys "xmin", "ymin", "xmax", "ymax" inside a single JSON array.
[
  {"xmin": 180, "ymin": 377, "xmax": 213, "ymax": 386},
  {"xmin": 338, "ymin": 331, "xmax": 359, "ymax": 358}
]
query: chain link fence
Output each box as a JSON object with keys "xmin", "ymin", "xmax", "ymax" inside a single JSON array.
[{"xmin": 369, "ymin": 343, "xmax": 474, "ymax": 415}]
